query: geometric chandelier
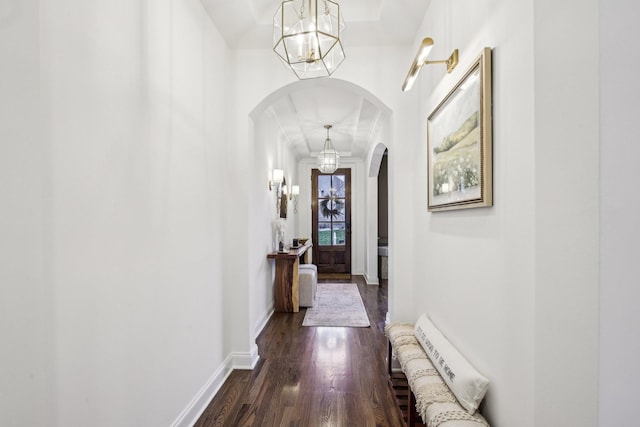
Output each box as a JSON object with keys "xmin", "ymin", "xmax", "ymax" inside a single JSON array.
[
  {"xmin": 273, "ymin": 0, "xmax": 346, "ymax": 79},
  {"xmin": 317, "ymin": 124, "xmax": 340, "ymax": 173}
]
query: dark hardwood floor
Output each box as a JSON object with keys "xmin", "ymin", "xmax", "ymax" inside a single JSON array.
[{"xmin": 195, "ymin": 276, "xmax": 405, "ymax": 427}]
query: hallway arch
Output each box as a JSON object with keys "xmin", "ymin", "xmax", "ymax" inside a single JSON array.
[
  {"xmin": 250, "ymin": 78, "xmax": 393, "ymax": 122},
  {"xmin": 247, "ymin": 78, "xmax": 394, "ymax": 333}
]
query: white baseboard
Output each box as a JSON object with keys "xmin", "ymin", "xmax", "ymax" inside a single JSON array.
[
  {"xmin": 171, "ymin": 350, "xmax": 261, "ymax": 427},
  {"xmin": 255, "ymin": 309, "xmax": 274, "ymax": 338},
  {"xmin": 172, "ymin": 309, "xmax": 273, "ymax": 426},
  {"xmin": 364, "ymin": 273, "xmax": 380, "ymax": 285},
  {"xmin": 249, "ymin": 345, "xmax": 260, "ymax": 368},
  {"xmin": 171, "ymin": 354, "xmax": 234, "ymax": 427},
  {"xmin": 232, "ymin": 348, "xmax": 260, "ymax": 370}
]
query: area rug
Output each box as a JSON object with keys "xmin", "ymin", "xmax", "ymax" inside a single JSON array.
[{"xmin": 302, "ymin": 283, "xmax": 370, "ymax": 327}]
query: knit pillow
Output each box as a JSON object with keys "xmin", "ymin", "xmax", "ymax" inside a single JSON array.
[{"xmin": 414, "ymin": 314, "xmax": 489, "ymax": 414}]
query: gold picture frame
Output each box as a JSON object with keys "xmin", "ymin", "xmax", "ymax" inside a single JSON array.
[{"xmin": 427, "ymin": 47, "xmax": 493, "ymax": 212}]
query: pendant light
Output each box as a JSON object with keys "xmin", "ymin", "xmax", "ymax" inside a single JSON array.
[
  {"xmin": 317, "ymin": 125, "xmax": 339, "ymax": 173},
  {"xmin": 273, "ymin": 0, "xmax": 346, "ymax": 79}
]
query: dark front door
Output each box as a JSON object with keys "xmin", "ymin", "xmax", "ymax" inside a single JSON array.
[{"xmin": 311, "ymin": 168, "xmax": 351, "ymax": 275}]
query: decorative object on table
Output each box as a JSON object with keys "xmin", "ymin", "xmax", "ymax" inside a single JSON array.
[
  {"xmin": 292, "ymin": 238, "xmax": 299, "ymax": 247},
  {"xmin": 427, "ymin": 47, "xmax": 493, "ymax": 212},
  {"xmin": 317, "ymin": 124, "xmax": 339, "ymax": 173},
  {"xmin": 273, "ymin": 218, "xmax": 287, "ymax": 251},
  {"xmin": 302, "ymin": 283, "xmax": 370, "ymax": 327},
  {"xmin": 273, "ymin": 0, "xmax": 346, "ymax": 79},
  {"xmin": 402, "ymin": 37, "xmax": 459, "ymax": 92}
]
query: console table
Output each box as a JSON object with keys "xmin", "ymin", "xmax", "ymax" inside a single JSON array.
[{"xmin": 267, "ymin": 242, "xmax": 312, "ymax": 312}]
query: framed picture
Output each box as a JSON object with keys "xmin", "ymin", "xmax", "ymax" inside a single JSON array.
[{"xmin": 427, "ymin": 47, "xmax": 492, "ymax": 212}]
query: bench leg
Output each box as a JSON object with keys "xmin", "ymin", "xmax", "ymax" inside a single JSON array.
[
  {"xmin": 387, "ymin": 339, "xmax": 393, "ymax": 376},
  {"xmin": 408, "ymin": 387, "xmax": 417, "ymax": 427}
]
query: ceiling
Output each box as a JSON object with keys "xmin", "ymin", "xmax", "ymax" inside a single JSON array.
[
  {"xmin": 202, "ymin": 0, "xmax": 428, "ymax": 160},
  {"xmin": 265, "ymin": 81, "xmax": 384, "ymax": 160},
  {"xmin": 201, "ymin": 0, "xmax": 429, "ymax": 49}
]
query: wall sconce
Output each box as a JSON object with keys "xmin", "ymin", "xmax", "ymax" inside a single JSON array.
[
  {"xmin": 289, "ymin": 185, "xmax": 300, "ymax": 213},
  {"xmin": 289, "ymin": 185, "xmax": 299, "ymax": 200},
  {"xmin": 269, "ymin": 169, "xmax": 284, "ymax": 191},
  {"xmin": 401, "ymin": 37, "xmax": 459, "ymax": 92},
  {"xmin": 269, "ymin": 169, "xmax": 289, "ymax": 218}
]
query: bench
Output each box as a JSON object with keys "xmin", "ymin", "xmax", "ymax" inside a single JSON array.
[{"xmin": 385, "ymin": 315, "xmax": 490, "ymax": 427}]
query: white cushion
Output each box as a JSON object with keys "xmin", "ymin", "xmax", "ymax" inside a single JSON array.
[
  {"xmin": 299, "ymin": 263, "xmax": 317, "ymax": 273},
  {"xmin": 414, "ymin": 314, "xmax": 489, "ymax": 414}
]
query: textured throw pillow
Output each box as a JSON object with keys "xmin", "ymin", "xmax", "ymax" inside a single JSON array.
[{"xmin": 414, "ymin": 313, "xmax": 489, "ymax": 414}]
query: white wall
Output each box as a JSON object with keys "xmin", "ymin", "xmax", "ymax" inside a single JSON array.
[
  {"xmin": 0, "ymin": 1, "xmax": 53, "ymax": 425},
  {"xmin": 533, "ymin": 0, "xmax": 599, "ymax": 425},
  {"xmin": 599, "ymin": 0, "xmax": 640, "ymax": 424},
  {"xmin": 0, "ymin": 0, "xmax": 232, "ymax": 425}
]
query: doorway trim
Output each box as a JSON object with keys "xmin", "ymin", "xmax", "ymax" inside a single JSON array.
[{"xmin": 311, "ymin": 168, "xmax": 352, "ymax": 276}]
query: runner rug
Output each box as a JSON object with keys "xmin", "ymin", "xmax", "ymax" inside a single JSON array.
[{"xmin": 302, "ymin": 283, "xmax": 370, "ymax": 327}]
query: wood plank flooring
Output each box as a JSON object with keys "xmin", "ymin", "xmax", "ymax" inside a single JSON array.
[{"xmin": 195, "ymin": 276, "xmax": 405, "ymax": 427}]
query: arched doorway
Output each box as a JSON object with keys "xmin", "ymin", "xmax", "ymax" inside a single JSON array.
[{"xmin": 247, "ymin": 78, "xmax": 393, "ymax": 332}]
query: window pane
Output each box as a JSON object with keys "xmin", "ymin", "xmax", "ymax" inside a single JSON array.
[
  {"xmin": 318, "ymin": 198, "xmax": 345, "ymax": 221},
  {"xmin": 333, "ymin": 223, "xmax": 346, "ymax": 246},
  {"xmin": 318, "ymin": 175, "xmax": 332, "ymax": 198},
  {"xmin": 318, "ymin": 222, "xmax": 332, "ymax": 246},
  {"xmin": 332, "ymin": 175, "xmax": 346, "ymax": 197}
]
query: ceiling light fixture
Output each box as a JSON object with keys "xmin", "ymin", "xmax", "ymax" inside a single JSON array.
[
  {"xmin": 273, "ymin": 0, "xmax": 346, "ymax": 79},
  {"xmin": 402, "ymin": 37, "xmax": 459, "ymax": 92},
  {"xmin": 317, "ymin": 125, "xmax": 339, "ymax": 174}
]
